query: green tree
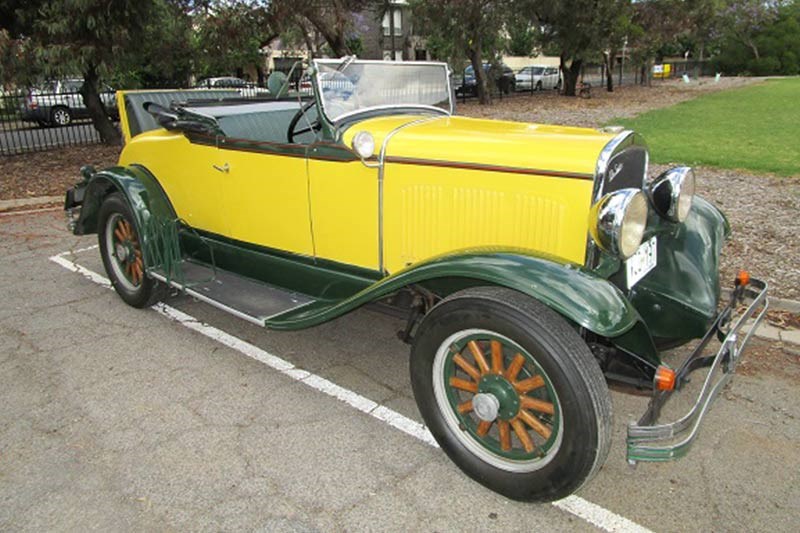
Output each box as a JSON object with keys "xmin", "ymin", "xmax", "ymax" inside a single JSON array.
[
  {"xmin": 195, "ymin": 1, "xmax": 278, "ymax": 81},
  {"xmin": 272, "ymin": 0, "xmax": 379, "ymax": 57},
  {"xmin": 411, "ymin": 0, "xmax": 509, "ymax": 104},
  {"xmin": 516, "ymin": 0, "xmax": 631, "ymax": 96},
  {"xmin": 714, "ymin": 0, "xmax": 800, "ymax": 74}
]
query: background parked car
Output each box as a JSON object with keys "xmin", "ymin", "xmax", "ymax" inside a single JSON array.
[
  {"xmin": 515, "ymin": 65, "xmax": 562, "ymax": 91},
  {"xmin": 20, "ymin": 79, "xmax": 118, "ymax": 127},
  {"xmin": 454, "ymin": 63, "xmax": 517, "ymax": 96},
  {"xmin": 194, "ymin": 76, "xmax": 271, "ymax": 98}
]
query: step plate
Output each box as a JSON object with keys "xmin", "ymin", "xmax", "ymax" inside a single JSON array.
[{"xmin": 155, "ymin": 262, "xmax": 314, "ymax": 326}]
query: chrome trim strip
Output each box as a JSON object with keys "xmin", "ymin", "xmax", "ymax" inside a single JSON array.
[
  {"xmin": 150, "ymin": 271, "xmax": 315, "ymax": 326},
  {"xmin": 376, "ymin": 115, "xmax": 446, "ymax": 273},
  {"xmin": 331, "ymin": 104, "xmax": 450, "ymax": 125},
  {"xmin": 626, "ymin": 278, "xmax": 769, "ymax": 462}
]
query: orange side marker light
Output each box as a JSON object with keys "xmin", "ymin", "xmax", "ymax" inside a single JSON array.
[
  {"xmin": 736, "ymin": 270, "xmax": 750, "ymax": 287},
  {"xmin": 654, "ymin": 365, "xmax": 676, "ymax": 391}
]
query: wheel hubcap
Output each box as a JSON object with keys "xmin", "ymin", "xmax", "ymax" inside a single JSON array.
[
  {"xmin": 472, "ymin": 393, "xmax": 500, "ymax": 422},
  {"xmin": 433, "ymin": 329, "xmax": 562, "ymax": 472}
]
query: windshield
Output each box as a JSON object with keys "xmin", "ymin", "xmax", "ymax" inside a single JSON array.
[
  {"xmin": 531, "ymin": 67, "xmax": 544, "ymax": 75},
  {"xmin": 314, "ymin": 59, "xmax": 452, "ymax": 122}
]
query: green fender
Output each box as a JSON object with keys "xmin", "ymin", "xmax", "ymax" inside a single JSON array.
[
  {"xmin": 271, "ymin": 247, "xmax": 645, "ymax": 342},
  {"xmin": 72, "ymin": 164, "xmax": 177, "ymax": 271}
]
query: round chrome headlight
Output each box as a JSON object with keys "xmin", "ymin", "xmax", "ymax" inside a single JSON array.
[
  {"xmin": 648, "ymin": 167, "xmax": 695, "ymax": 222},
  {"xmin": 589, "ymin": 189, "xmax": 649, "ymax": 259},
  {"xmin": 351, "ymin": 131, "xmax": 375, "ymax": 160}
]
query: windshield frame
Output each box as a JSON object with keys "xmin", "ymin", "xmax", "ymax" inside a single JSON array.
[{"xmin": 311, "ymin": 58, "xmax": 454, "ymax": 125}]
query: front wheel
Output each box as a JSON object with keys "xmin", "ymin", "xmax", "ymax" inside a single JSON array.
[
  {"xmin": 410, "ymin": 287, "xmax": 612, "ymax": 502},
  {"xmin": 98, "ymin": 193, "xmax": 165, "ymax": 308}
]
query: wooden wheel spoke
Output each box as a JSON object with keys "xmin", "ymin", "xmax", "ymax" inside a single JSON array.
[
  {"xmin": 122, "ymin": 220, "xmax": 134, "ymax": 239},
  {"xmin": 449, "ymin": 376, "xmax": 478, "ymax": 393},
  {"xmin": 518, "ymin": 409, "xmax": 552, "ymax": 440},
  {"xmin": 467, "ymin": 340, "xmax": 490, "ymax": 374},
  {"xmin": 125, "ymin": 261, "xmax": 133, "ymax": 277},
  {"xmin": 457, "ymin": 400, "xmax": 473, "ymax": 414},
  {"xmin": 490, "ymin": 340, "xmax": 504, "ymax": 374},
  {"xmin": 498, "ymin": 420, "xmax": 511, "ymax": 451},
  {"xmin": 476, "ymin": 419, "xmax": 493, "ymax": 437},
  {"xmin": 514, "ymin": 375, "xmax": 545, "ymax": 393},
  {"xmin": 521, "ymin": 396, "xmax": 555, "ymax": 415},
  {"xmin": 504, "ymin": 354, "xmax": 525, "ymax": 381},
  {"xmin": 453, "ymin": 354, "xmax": 481, "ymax": 382},
  {"xmin": 114, "ymin": 228, "xmax": 126, "ymax": 242},
  {"xmin": 131, "ymin": 262, "xmax": 142, "ymax": 284},
  {"xmin": 510, "ymin": 418, "xmax": 535, "ymax": 453}
]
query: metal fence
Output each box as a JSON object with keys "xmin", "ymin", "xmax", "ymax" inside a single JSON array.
[
  {"xmin": 0, "ymin": 89, "xmax": 113, "ymax": 156},
  {"xmin": 454, "ymin": 60, "xmax": 713, "ymax": 103}
]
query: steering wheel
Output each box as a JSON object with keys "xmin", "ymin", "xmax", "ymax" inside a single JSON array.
[{"xmin": 287, "ymin": 100, "xmax": 321, "ymax": 144}]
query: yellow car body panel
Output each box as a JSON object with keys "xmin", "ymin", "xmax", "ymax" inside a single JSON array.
[
  {"xmin": 118, "ymin": 130, "xmax": 231, "ymax": 236},
  {"xmin": 341, "ymin": 115, "xmax": 614, "ymax": 270},
  {"xmin": 117, "ymin": 97, "xmax": 617, "ymax": 272},
  {"xmin": 308, "ymin": 156, "xmax": 379, "ymax": 270}
]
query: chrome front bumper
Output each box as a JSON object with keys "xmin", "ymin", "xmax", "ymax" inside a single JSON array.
[{"xmin": 626, "ymin": 277, "xmax": 769, "ymax": 463}]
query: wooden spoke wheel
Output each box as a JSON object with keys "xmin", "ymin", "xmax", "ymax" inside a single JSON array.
[
  {"xmin": 410, "ymin": 287, "xmax": 612, "ymax": 502},
  {"xmin": 434, "ymin": 330, "xmax": 562, "ymax": 471},
  {"xmin": 98, "ymin": 192, "xmax": 164, "ymax": 308},
  {"xmin": 106, "ymin": 214, "xmax": 145, "ymax": 291}
]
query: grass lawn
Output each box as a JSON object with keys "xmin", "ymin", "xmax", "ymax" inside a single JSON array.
[{"xmin": 612, "ymin": 78, "xmax": 800, "ymax": 177}]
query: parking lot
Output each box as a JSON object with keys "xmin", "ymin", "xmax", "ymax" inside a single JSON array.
[{"xmin": 2, "ymin": 209, "xmax": 799, "ymax": 532}]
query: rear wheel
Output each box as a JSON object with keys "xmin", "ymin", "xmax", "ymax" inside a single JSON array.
[
  {"xmin": 98, "ymin": 193, "xmax": 165, "ymax": 308},
  {"xmin": 536, "ymin": 81, "xmax": 543, "ymax": 91},
  {"xmin": 410, "ymin": 287, "xmax": 612, "ymax": 502}
]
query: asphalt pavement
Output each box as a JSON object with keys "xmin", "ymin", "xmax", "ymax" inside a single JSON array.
[{"xmin": 1, "ymin": 210, "xmax": 798, "ymax": 532}]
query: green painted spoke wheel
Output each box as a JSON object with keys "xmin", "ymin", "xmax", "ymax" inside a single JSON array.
[
  {"xmin": 435, "ymin": 330, "xmax": 562, "ymax": 471},
  {"xmin": 98, "ymin": 192, "xmax": 165, "ymax": 309},
  {"xmin": 410, "ymin": 287, "xmax": 612, "ymax": 502}
]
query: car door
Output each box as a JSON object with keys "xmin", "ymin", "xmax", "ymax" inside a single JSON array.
[{"xmin": 215, "ymin": 102, "xmax": 314, "ymax": 257}]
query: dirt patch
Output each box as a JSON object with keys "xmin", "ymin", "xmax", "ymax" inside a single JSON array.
[
  {"xmin": 736, "ymin": 338, "xmax": 800, "ymax": 383},
  {"xmin": 662, "ymin": 163, "xmax": 800, "ymax": 301},
  {"xmin": 459, "ymin": 77, "xmax": 760, "ymax": 127},
  {"xmin": 0, "ymin": 144, "xmax": 120, "ymax": 201}
]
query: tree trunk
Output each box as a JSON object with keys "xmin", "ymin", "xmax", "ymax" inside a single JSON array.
[
  {"xmin": 468, "ymin": 46, "xmax": 490, "ymax": 105},
  {"xmin": 604, "ymin": 51, "xmax": 615, "ymax": 92},
  {"xmin": 561, "ymin": 55, "xmax": 582, "ymax": 97},
  {"xmin": 81, "ymin": 64, "xmax": 121, "ymax": 146}
]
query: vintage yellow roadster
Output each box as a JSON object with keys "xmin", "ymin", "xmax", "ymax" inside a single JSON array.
[{"xmin": 64, "ymin": 59, "xmax": 767, "ymax": 502}]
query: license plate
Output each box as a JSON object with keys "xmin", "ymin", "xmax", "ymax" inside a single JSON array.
[{"xmin": 626, "ymin": 236, "xmax": 657, "ymax": 289}]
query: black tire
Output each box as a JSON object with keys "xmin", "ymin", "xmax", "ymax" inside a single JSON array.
[
  {"xmin": 50, "ymin": 106, "xmax": 72, "ymax": 127},
  {"xmin": 536, "ymin": 81, "xmax": 543, "ymax": 91},
  {"xmin": 98, "ymin": 192, "xmax": 165, "ymax": 308},
  {"xmin": 410, "ymin": 287, "xmax": 612, "ymax": 502}
]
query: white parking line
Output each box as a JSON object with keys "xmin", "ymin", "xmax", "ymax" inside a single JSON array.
[{"xmin": 50, "ymin": 248, "xmax": 652, "ymax": 533}]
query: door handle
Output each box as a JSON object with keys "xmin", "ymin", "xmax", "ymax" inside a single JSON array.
[{"xmin": 213, "ymin": 163, "xmax": 230, "ymax": 173}]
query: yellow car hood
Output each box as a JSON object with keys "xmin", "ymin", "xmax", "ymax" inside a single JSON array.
[{"xmin": 342, "ymin": 114, "xmax": 617, "ymax": 178}]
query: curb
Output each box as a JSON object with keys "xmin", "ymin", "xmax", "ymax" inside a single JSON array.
[
  {"xmin": 721, "ymin": 288, "xmax": 800, "ymax": 314},
  {"xmin": 0, "ymin": 195, "xmax": 62, "ymax": 212}
]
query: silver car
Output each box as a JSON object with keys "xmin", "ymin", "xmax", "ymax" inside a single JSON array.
[
  {"xmin": 21, "ymin": 79, "xmax": 117, "ymax": 127},
  {"xmin": 515, "ymin": 66, "xmax": 562, "ymax": 91}
]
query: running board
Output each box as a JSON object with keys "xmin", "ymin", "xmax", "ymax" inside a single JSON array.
[{"xmin": 150, "ymin": 261, "xmax": 315, "ymax": 326}]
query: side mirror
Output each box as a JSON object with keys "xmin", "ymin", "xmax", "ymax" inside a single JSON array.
[{"xmin": 267, "ymin": 71, "xmax": 288, "ymax": 98}]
